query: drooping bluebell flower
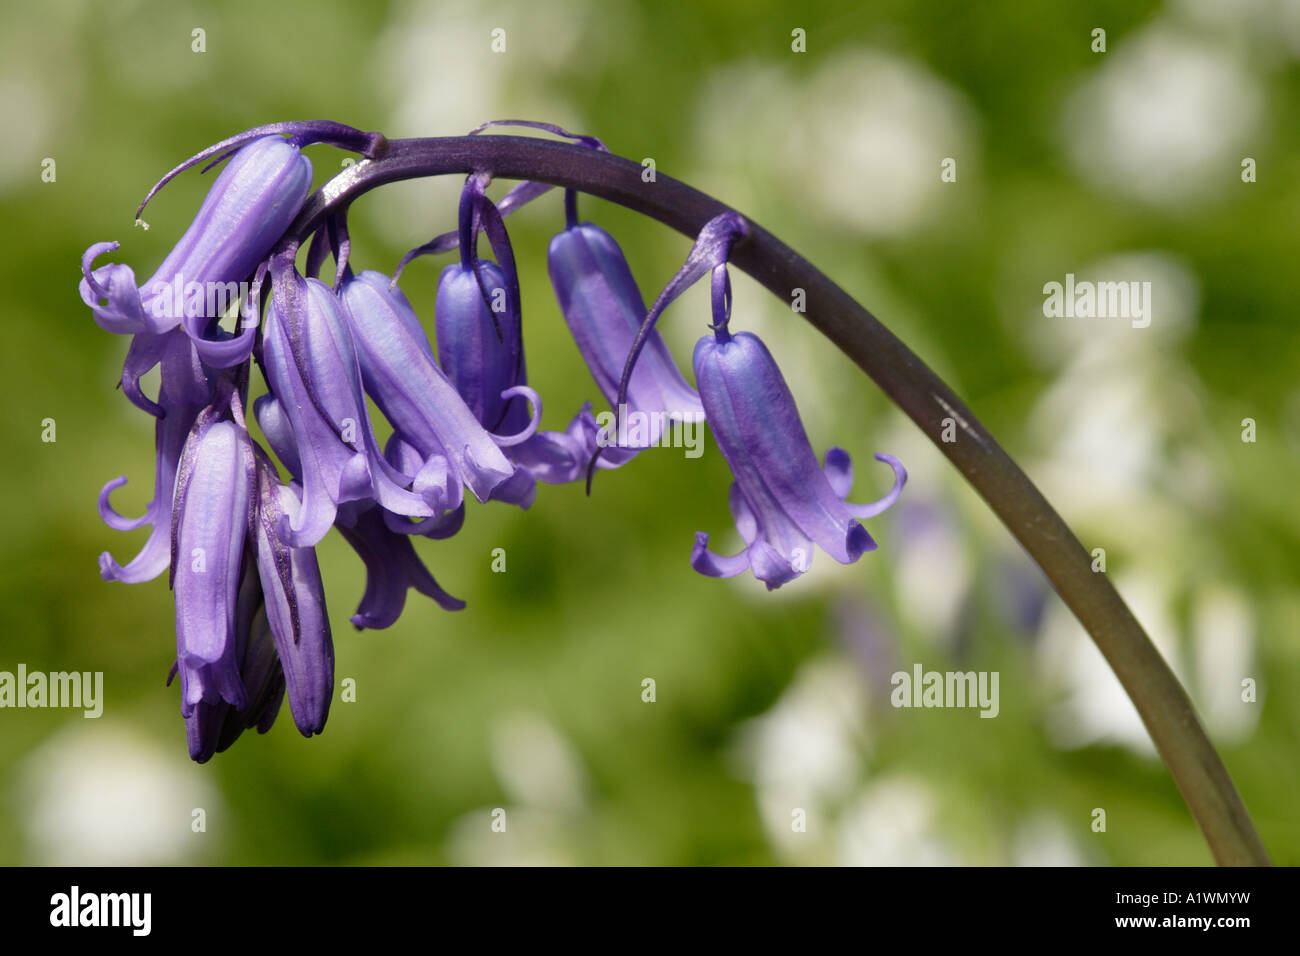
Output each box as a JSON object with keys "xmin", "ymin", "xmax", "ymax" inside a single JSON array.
[
  {"xmin": 338, "ymin": 266, "xmax": 540, "ymax": 512},
  {"xmin": 335, "ymin": 499, "xmax": 467, "ymax": 630},
  {"xmin": 393, "ymin": 150, "xmax": 625, "ymax": 486},
  {"xmin": 181, "ymin": 560, "xmax": 285, "ymax": 763},
  {"xmin": 617, "ymin": 212, "xmax": 906, "ymax": 589},
  {"xmin": 251, "ymin": 446, "xmax": 335, "ymax": 735},
  {"xmin": 691, "ymin": 326, "xmax": 907, "ymax": 588},
  {"xmin": 80, "ymin": 122, "xmax": 383, "ymax": 367},
  {"xmin": 170, "ymin": 396, "xmax": 257, "ymax": 717},
  {"xmin": 261, "ymin": 253, "xmax": 434, "ymax": 547},
  {"xmin": 87, "ymin": 120, "xmax": 917, "ymax": 764},
  {"xmin": 548, "ymin": 220, "xmax": 703, "ymax": 454},
  {"xmin": 255, "ymin": 393, "xmax": 464, "ymax": 630}
]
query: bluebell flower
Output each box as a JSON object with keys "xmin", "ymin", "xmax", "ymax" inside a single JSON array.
[
  {"xmin": 338, "ymin": 267, "xmax": 540, "ymax": 512},
  {"xmin": 335, "ymin": 500, "xmax": 466, "ymax": 630},
  {"xmin": 181, "ymin": 561, "xmax": 285, "ymax": 763},
  {"xmin": 548, "ymin": 221, "xmax": 703, "ymax": 454},
  {"xmin": 691, "ymin": 327, "xmax": 906, "ymax": 589},
  {"xmin": 255, "ymin": 392, "xmax": 464, "ymax": 630},
  {"xmin": 170, "ymin": 400, "xmax": 258, "ymax": 718},
  {"xmin": 616, "ymin": 212, "xmax": 906, "ymax": 589},
  {"xmin": 262, "ymin": 256, "xmax": 434, "ymax": 547},
  {"xmin": 87, "ymin": 121, "xmax": 913, "ymax": 761},
  {"xmin": 251, "ymin": 446, "xmax": 334, "ymax": 736}
]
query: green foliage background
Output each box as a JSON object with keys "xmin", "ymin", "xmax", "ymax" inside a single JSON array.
[{"xmin": 0, "ymin": 0, "xmax": 1296, "ymax": 865}]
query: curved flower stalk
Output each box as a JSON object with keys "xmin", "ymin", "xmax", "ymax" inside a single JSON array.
[{"xmin": 81, "ymin": 123, "xmax": 1272, "ymax": 869}]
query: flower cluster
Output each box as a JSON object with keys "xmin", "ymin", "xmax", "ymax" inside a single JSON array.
[{"xmin": 84, "ymin": 120, "xmax": 905, "ymax": 760}]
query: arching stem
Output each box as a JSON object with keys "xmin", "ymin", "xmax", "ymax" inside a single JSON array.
[{"xmin": 287, "ymin": 135, "xmax": 1270, "ymax": 866}]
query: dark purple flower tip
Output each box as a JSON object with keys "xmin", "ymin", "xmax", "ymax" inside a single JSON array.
[
  {"xmin": 171, "ymin": 414, "xmax": 254, "ymax": 713},
  {"xmin": 335, "ymin": 502, "xmax": 466, "ymax": 631},
  {"xmin": 547, "ymin": 222, "xmax": 703, "ymax": 449},
  {"xmin": 254, "ymin": 457, "xmax": 334, "ymax": 737},
  {"xmin": 263, "ymin": 266, "xmax": 433, "ymax": 547},
  {"xmin": 182, "ymin": 559, "xmax": 287, "ymax": 762},
  {"xmin": 690, "ymin": 329, "xmax": 906, "ymax": 590},
  {"xmin": 337, "ymin": 269, "xmax": 519, "ymax": 508}
]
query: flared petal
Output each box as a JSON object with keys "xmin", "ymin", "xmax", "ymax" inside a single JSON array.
[
  {"xmin": 835, "ymin": 450, "xmax": 908, "ymax": 520},
  {"xmin": 98, "ymin": 393, "xmax": 204, "ymax": 583},
  {"xmin": 335, "ymin": 503, "xmax": 466, "ymax": 630},
  {"xmin": 690, "ymin": 532, "xmax": 750, "ymax": 579},
  {"xmin": 79, "ymin": 243, "xmax": 170, "ymax": 336}
]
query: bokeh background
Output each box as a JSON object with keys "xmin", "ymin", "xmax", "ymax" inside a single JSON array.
[{"xmin": 1, "ymin": 0, "xmax": 1297, "ymax": 865}]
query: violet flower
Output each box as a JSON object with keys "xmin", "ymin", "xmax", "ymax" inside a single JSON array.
[
  {"xmin": 256, "ymin": 393, "xmax": 466, "ymax": 630},
  {"xmin": 548, "ymin": 220, "xmax": 703, "ymax": 455},
  {"xmin": 335, "ymin": 500, "xmax": 467, "ymax": 630},
  {"xmin": 338, "ymin": 266, "xmax": 539, "ymax": 512},
  {"xmin": 170, "ymin": 400, "xmax": 257, "ymax": 717},
  {"xmin": 614, "ymin": 212, "xmax": 906, "ymax": 589},
  {"xmin": 182, "ymin": 566, "xmax": 285, "ymax": 763},
  {"xmin": 261, "ymin": 256, "xmax": 433, "ymax": 547},
  {"xmin": 252, "ymin": 447, "xmax": 335, "ymax": 736}
]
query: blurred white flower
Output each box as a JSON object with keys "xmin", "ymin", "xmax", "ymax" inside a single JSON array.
[
  {"xmin": 14, "ymin": 722, "xmax": 221, "ymax": 865},
  {"xmin": 1175, "ymin": 0, "xmax": 1300, "ymax": 61},
  {"xmin": 1192, "ymin": 587, "xmax": 1259, "ymax": 744},
  {"xmin": 837, "ymin": 775, "xmax": 959, "ymax": 866},
  {"xmin": 733, "ymin": 657, "xmax": 869, "ymax": 860},
  {"xmin": 1011, "ymin": 813, "xmax": 1087, "ymax": 866},
  {"xmin": 695, "ymin": 50, "xmax": 976, "ymax": 238},
  {"xmin": 488, "ymin": 710, "xmax": 588, "ymax": 813},
  {"xmin": 443, "ymin": 806, "xmax": 576, "ymax": 867},
  {"xmin": 1061, "ymin": 26, "xmax": 1263, "ymax": 207}
]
